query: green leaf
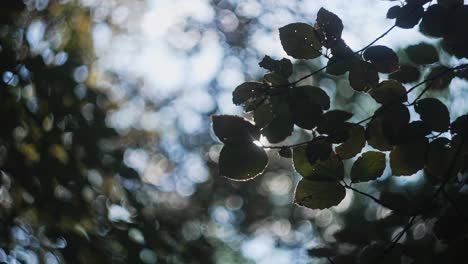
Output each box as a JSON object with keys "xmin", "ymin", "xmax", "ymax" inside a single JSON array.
[
  {"xmin": 294, "ymin": 179, "xmax": 346, "ymax": 209},
  {"xmin": 415, "ymin": 98, "xmax": 450, "ymax": 132},
  {"xmin": 351, "ymin": 151, "xmax": 386, "ymax": 183},
  {"xmin": 366, "ymin": 117, "xmax": 393, "ymax": 151},
  {"xmin": 363, "ymin": 45, "xmax": 399, "ymax": 73},
  {"xmin": 232, "ymin": 82, "xmax": 266, "ymax": 111},
  {"xmin": 258, "ymin": 55, "xmax": 293, "ymax": 78},
  {"xmin": 390, "ymin": 138, "xmax": 428, "ymax": 176},
  {"xmin": 405, "ymin": 43, "xmax": 439, "ymax": 65},
  {"xmin": 263, "ymin": 72, "xmax": 289, "ymax": 86},
  {"xmin": 420, "ymin": 5, "xmax": 449, "ymax": 38},
  {"xmin": 317, "ymin": 110, "xmax": 353, "ymax": 143},
  {"xmin": 349, "ymin": 60, "xmax": 379, "ymax": 92},
  {"xmin": 279, "ymin": 23, "xmax": 322, "ymax": 59},
  {"xmin": 212, "ymin": 115, "xmax": 260, "ymax": 144},
  {"xmin": 219, "ymin": 143, "xmax": 268, "ymax": 181},
  {"xmin": 389, "ymin": 64, "xmax": 420, "ymax": 84},
  {"xmin": 315, "ymin": 8, "xmax": 344, "ymax": 47},
  {"xmin": 293, "ymin": 146, "xmax": 344, "ymax": 181},
  {"xmin": 305, "ymin": 137, "xmax": 332, "ymax": 165},
  {"xmin": 369, "ymin": 80, "xmax": 407, "ymax": 105},
  {"xmin": 290, "ymin": 86, "xmax": 329, "ymax": 130},
  {"xmin": 336, "ymin": 125, "xmax": 366, "ymax": 159}
]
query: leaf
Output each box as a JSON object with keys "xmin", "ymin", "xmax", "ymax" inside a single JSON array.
[
  {"xmin": 369, "ymin": 80, "xmax": 407, "ymax": 105},
  {"xmin": 366, "ymin": 117, "xmax": 393, "ymax": 151},
  {"xmin": 351, "ymin": 151, "xmax": 386, "ymax": 183},
  {"xmin": 212, "ymin": 115, "xmax": 260, "ymax": 144},
  {"xmin": 306, "ymin": 137, "xmax": 332, "ymax": 165},
  {"xmin": 326, "ymin": 56, "xmax": 350, "ymax": 76},
  {"xmin": 386, "ymin": 6, "xmax": 401, "ymax": 19},
  {"xmin": 438, "ymin": 0, "xmax": 464, "ymax": 8},
  {"xmin": 405, "ymin": 43, "xmax": 439, "ymax": 65},
  {"xmin": 263, "ymin": 72, "xmax": 289, "ymax": 86},
  {"xmin": 377, "ymin": 103, "xmax": 410, "ymax": 145},
  {"xmin": 426, "ymin": 137, "xmax": 457, "ymax": 180},
  {"xmin": 293, "ymin": 146, "xmax": 344, "ymax": 181},
  {"xmin": 253, "ymin": 101, "xmax": 274, "ymax": 128},
  {"xmin": 294, "ymin": 179, "xmax": 346, "ymax": 209},
  {"xmin": 395, "ymin": 2, "xmax": 425, "ymax": 29},
  {"xmin": 426, "ymin": 65, "xmax": 455, "ymax": 91},
  {"xmin": 315, "ymin": 8, "xmax": 344, "ymax": 48},
  {"xmin": 390, "ymin": 138, "xmax": 428, "ymax": 176},
  {"xmin": 398, "ymin": 121, "xmax": 430, "ymax": 144},
  {"xmin": 307, "ymin": 247, "xmax": 335, "ymax": 258},
  {"xmin": 415, "ymin": 98, "xmax": 450, "ymax": 132},
  {"xmin": 259, "ymin": 55, "xmax": 293, "ymax": 78},
  {"xmin": 419, "ymin": 4, "xmax": 449, "ymax": 38},
  {"xmin": 293, "ymin": 85, "xmax": 331, "ymax": 110},
  {"xmin": 389, "ymin": 64, "xmax": 420, "ymax": 83},
  {"xmin": 232, "ymin": 82, "xmax": 266, "ymax": 111},
  {"xmin": 317, "ymin": 110, "xmax": 353, "ymax": 143},
  {"xmin": 336, "ymin": 125, "xmax": 366, "ymax": 159},
  {"xmin": 261, "ymin": 101, "xmax": 294, "ymax": 143},
  {"xmin": 279, "ymin": 23, "xmax": 322, "ymax": 59},
  {"xmin": 219, "ymin": 143, "xmax": 268, "ymax": 181},
  {"xmin": 363, "ymin": 45, "xmax": 399, "ymax": 73},
  {"xmin": 349, "ymin": 60, "xmax": 379, "ymax": 92},
  {"xmin": 451, "ymin": 114, "xmax": 468, "ymax": 136}
]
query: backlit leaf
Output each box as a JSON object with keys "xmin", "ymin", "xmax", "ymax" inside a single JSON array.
[
  {"xmin": 426, "ymin": 65, "xmax": 455, "ymax": 91},
  {"xmin": 232, "ymin": 82, "xmax": 266, "ymax": 111},
  {"xmin": 366, "ymin": 117, "xmax": 393, "ymax": 151},
  {"xmin": 336, "ymin": 125, "xmax": 366, "ymax": 159},
  {"xmin": 293, "ymin": 146, "xmax": 344, "ymax": 181},
  {"xmin": 294, "ymin": 179, "xmax": 346, "ymax": 209},
  {"xmin": 219, "ymin": 143, "xmax": 268, "ymax": 181},
  {"xmin": 212, "ymin": 115, "xmax": 260, "ymax": 143},
  {"xmin": 279, "ymin": 23, "xmax": 322, "ymax": 59},
  {"xmin": 420, "ymin": 5, "xmax": 449, "ymax": 38},
  {"xmin": 306, "ymin": 137, "xmax": 332, "ymax": 165},
  {"xmin": 351, "ymin": 151, "xmax": 386, "ymax": 183},
  {"xmin": 395, "ymin": 3, "xmax": 424, "ymax": 29}
]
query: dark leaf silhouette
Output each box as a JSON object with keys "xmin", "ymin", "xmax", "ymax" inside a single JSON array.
[
  {"xmin": 405, "ymin": 43, "xmax": 439, "ymax": 65},
  {"xmin": 420, "ymin": 4, "xmax": 449, "ymax": 38},
  {"xmin": 426, "ymin": 65, "xmax": 455, "ymax": 90},
  {"xmin": 316, "ymin": 8, "xmax": 344, "ymax": 47},
  {"xmin": 219, "ymin": 143, "xmax": 268, "ymax": 181},
  {"xmin": 363, "ymin": 45, "xmax": 399, "ymax": 73},
  {"xmin": 390, "ymin": 138, "xmax": 428, "ymax": 176},
  {"xmin": 386, "ymin": 6, "xmax": 401, "ymax": 19},
  {"xmin": 369, "ymin": 80, "xmax": 407, "ymax": 105},
  {"xmin": 367, "ymin": 117, "xmax": 393, "ymax": 151},
  {"xmin": 378, "ymin": 103, "xmax": 410, "ymax": 145},
  {"xmin": 326, "ymin": 56, "xmax": 350, "ymax": 75},
  {"xmin": 259, "ymin": 55, "xmax": 293, "ymax": 78},
  {"xmin": 389, "ymin": 64, "xmax": 420, "ymax": 83},
  {"xmin": 279, "ymin": 23, "xmax": 322, "ymax": 59},
  {"xmin": 395, "ymin": 2, "xmax": 425, "ymax": 29},
  {"xmin": 415, "ymin": 98, "xmax": 450, "ymax": 132},
  {"xmin": 306, "ymin": 137, "xmax": 333, "ymax": 165},
  {"xmin": 212, "ymin": 115, "xmax": 260, "ymax": 143},
  {"xmin": 451, "ymin": 114, "xmax": 468, "ymax": 135},
  {"xmin": 232, "ymin": 82, "xmax": 266, "ymax": 111},
  {"xmin": 349, "ymin": 60, "xmax": 379, "ymax": 91}
]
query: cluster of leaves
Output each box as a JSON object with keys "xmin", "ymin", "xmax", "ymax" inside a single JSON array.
[{"xmin": 212, "ymin": 3, "xmax": 468, "ymax": 263}]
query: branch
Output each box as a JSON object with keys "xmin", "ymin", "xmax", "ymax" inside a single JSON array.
[{"xmin": 341, "ymin": 182, "xmax": 408, "ymax": 214}]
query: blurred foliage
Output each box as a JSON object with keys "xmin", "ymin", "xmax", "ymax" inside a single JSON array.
[{"xmin": 214, "ymin": 2, "xmax": 468, "ymax": 263}]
